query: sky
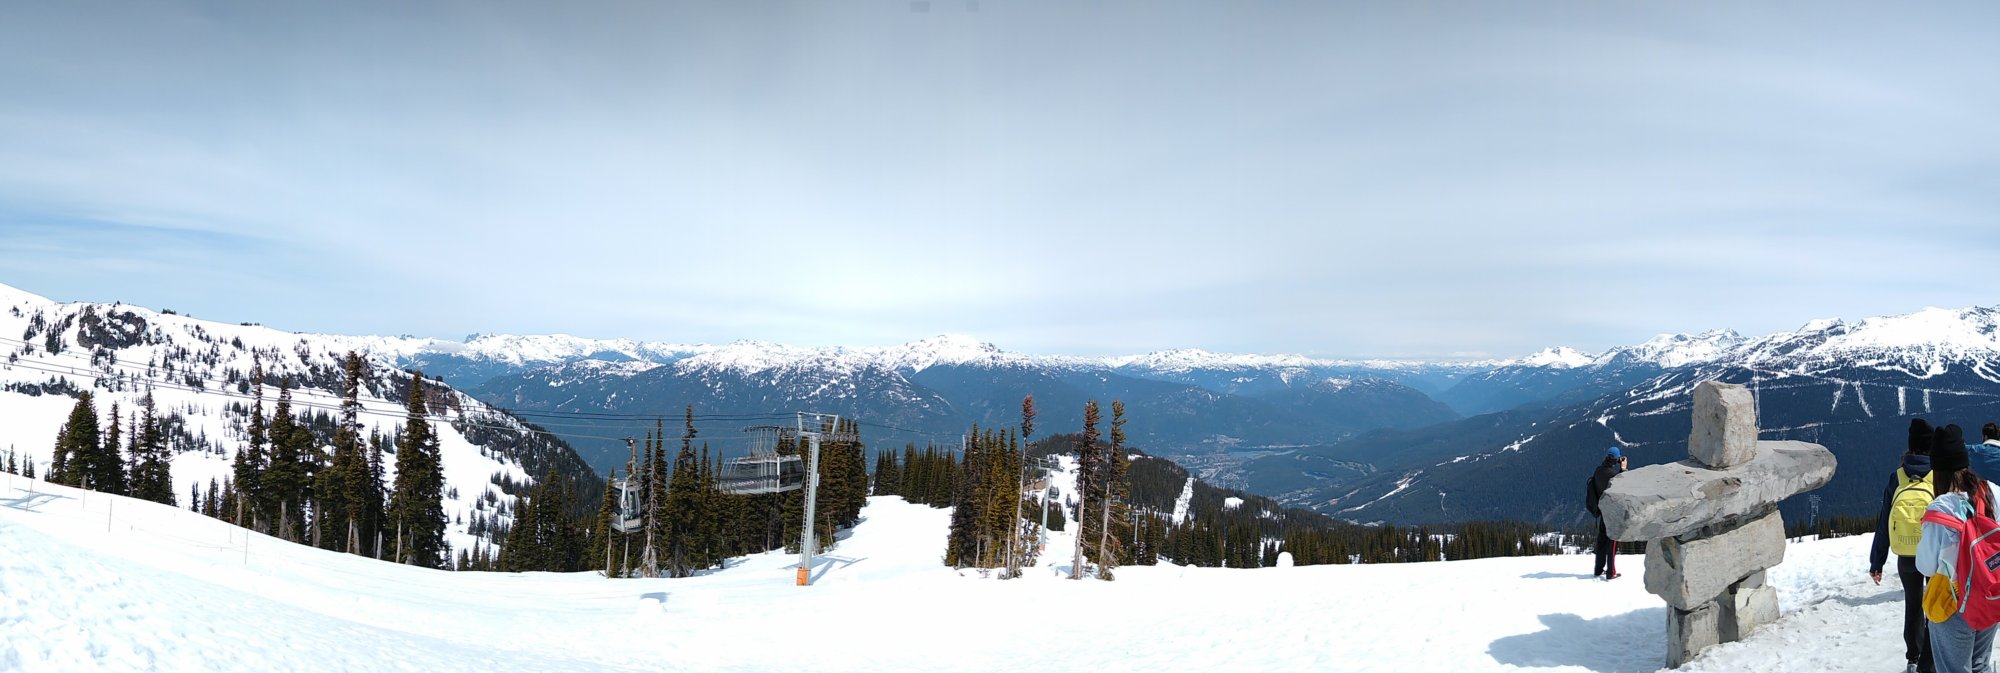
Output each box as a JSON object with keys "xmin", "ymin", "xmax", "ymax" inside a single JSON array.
[{"xmin": 1, "ymin": 1, "xmax": 1996, "ymax": 360}]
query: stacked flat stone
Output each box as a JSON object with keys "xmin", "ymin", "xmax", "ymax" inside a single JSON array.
[{"xmin": 1599, "ymin": 381, "xmax": 1837, "ymax": 668}]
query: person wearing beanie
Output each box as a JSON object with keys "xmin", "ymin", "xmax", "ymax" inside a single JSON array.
[
  {"xmin": 1968, "ymin": 422, "xmax": 2000, "ymax": 494},
  {"xmin": 1918, "ymin": 424, "xmax": 1998, "ymax": 673},
  {"xmin": 1584, "ymin": 446, "xmax": 1627, "ymax": 580},
  {"xmin": 1874, "ymin": 418, "xmax": 1938, "ymax": 673}
]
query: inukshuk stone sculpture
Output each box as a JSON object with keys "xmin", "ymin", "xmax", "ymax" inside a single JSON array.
[{"xmin": 1599, "ymin": 381, "xmax": 1837, "ymax": 668}]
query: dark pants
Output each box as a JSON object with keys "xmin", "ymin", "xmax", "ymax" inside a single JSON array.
[
  {"xmin": 1593, "ymin": 518, "xmax": 1618, "ymax": 576},
  {"xmin": 1902, "ymin": 555, "xmax": 1936, "ymax": 673}
]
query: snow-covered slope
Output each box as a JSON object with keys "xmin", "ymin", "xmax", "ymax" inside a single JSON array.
[
  {"xmin": 0, "ymin": 472, "xmax": 1919, "ymax": 673},
  {"xmin": 0, "ymin": 283, "xmax": 592, "ymax": 559}
]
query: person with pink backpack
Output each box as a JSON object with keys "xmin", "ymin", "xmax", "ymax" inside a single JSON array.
[{"xmin": 1917, "ymin": 424, "xmax": 2000, "ymax": 673}]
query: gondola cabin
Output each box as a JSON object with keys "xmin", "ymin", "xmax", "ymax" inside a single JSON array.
[
  {"xmin": 718, "ymin": 453, "xmax": 806, "ymax": 495},
  {"xmin": 611, "ymin": 476, "xmax": 643, "ymax": 534}
]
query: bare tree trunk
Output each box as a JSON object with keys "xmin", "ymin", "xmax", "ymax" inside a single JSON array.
[{"xmin": 1098, "ymin": 484, "xmax": 1113, "ymax": 579}]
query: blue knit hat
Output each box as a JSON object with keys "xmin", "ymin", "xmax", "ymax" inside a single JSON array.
[{"xmin": 1606, "ymin": 446, "xmax": 1623, "ymax": 459}]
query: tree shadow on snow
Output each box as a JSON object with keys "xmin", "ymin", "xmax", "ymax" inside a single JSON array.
[
  {"xmin": 1487, "ymin": 609, "xmax": 1665, "ymax": 673},
  {"xmin": 1830, "ymin": 590, "xmax": 1900, "ymax": 608},
  {"xmin": 0, "ymin": 491, "xmax": 70, "ymax": 513},
  {"xmin": 1522, "ymin": 572, "xmax": 1600, "ymax": 580},
  {"xmin": 687, "ymin": 557, "xmax": 749, "ymax": 578}
]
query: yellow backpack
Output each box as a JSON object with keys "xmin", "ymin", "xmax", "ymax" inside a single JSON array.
[{"xmin": 1891, "ymin": 468, "xmax": 1936, "ymax": 557}]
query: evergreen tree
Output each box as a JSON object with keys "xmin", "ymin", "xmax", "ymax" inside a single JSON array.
[
  {"xmin": 1071, "ymin": 400, "xmax": 1100, "ymax": 579},
  {"xmin": 1008, "ymin": 395, "xmax": 1038, "ymax": 578},
  {"xmin": 873, "ymin": 451, "xmax": 899, "ymax": 497},
  {"xmin": 326, "ymin": 352, "xmax": 379, "ymax": 556},
  {"xmin": 367, "ymin": 429, "xmax": 387, "ymax": 553},
  {"xmin": 49, "ymin": 423, "xmax": 69, "ymax": 486},
  {"xmin": 264, "ymin": 380, "xmax": 309, "ymax": 542},
  {"xmin": 663, "ymin": 406, "xmax": 704, "ymax": 578},
  {"xmin": 204, "ymin": 478, "xmax": 222, "ymax": 518},
  {"xmin": 386, "ymin": 373, "xmax": 447, "ymax": 567},
  {"xmin": 638, "ymin": 423, "xmax": 664, "ymax": 577},
  {"xmin": 1095, "ymin": 400, "xmax": 1130, "ymax": 579},
  {"xmin": 54, "ymin": 392, "xmax": 102, "ymax": 489},
  {"xmin": 233, "ymin": 359, "xmax": 268, "ymax": 530},
  {"xmin": 591, "ymin": 474, "xmax": 619, "ymax": 577},
  {"xmin": 696, "ymin": 443, "xmax": 722, "ymax": 571},
  {"xmin": 101, "ymin": 401, "xmax": 126, "ymax": 496},
  {"xmin": 131, "ymin": 393, "xmax": 175, "ymax": 505}
]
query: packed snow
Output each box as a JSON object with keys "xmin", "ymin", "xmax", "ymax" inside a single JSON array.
[{"xmin": 0, "ymin": 470, "xmax": 1944, "ymax": 673}]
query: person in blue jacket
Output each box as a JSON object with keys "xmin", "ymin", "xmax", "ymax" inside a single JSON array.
[
  {"xmin": 1872, "ymin": 418, "xmax": 1935, "ymax": 673},
  {"xmin": 1971, "ymin": 423, "xmax": 2000, "ymax": 486}
]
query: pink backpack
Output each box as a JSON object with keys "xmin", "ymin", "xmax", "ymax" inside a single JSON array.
[{"xmin": 1923, "ymin": 487, "xmax": 2000, "ymax": 629}]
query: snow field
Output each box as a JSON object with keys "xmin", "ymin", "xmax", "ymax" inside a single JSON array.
[{"xmin": 1, "ymin": 468, "xmax": 1931, "ymax": 673}]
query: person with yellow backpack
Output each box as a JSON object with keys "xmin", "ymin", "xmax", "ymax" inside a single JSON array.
[{"xmin": 1874, "ymin": 418, "xmax": 1937, "ymax": 673}]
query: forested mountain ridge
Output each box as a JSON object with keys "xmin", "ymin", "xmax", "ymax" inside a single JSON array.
[{"xmin": 0, "ymin": 282, "xmax": 597, "ymax": 564}]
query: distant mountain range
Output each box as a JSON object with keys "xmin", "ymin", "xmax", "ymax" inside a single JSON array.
[
  {"xmin": 1259, "ymin": 307, "xmax": 2000, "ymax": 527},
  {"xmin": 370, "ymin": 306, "xmax": 2000, "ymax": 529},
  {"xmin": 11, "ymin": 281, "xmax": 1996, "ymax": 528}
]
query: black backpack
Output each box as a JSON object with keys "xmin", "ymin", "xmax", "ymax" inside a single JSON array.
[{"xmin": 1584, "ymin": 473, "xmax": 1601, "ymax": 517}]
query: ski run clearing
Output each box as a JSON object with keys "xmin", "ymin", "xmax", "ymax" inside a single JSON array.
[{"xmin": 0, "ymin": 470, "xmax": 1936, "ymax": 673}]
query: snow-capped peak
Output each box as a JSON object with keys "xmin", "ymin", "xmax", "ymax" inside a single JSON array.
[
  {"xmin": 1105, "ymin": 348, "xmax": 1360, "ymax": 372},
  {"xmin": 875, "ymin": 334, "xmax": 1011, "ymax": 373},
  {"xmin": 1515, "ymin": 346, "xmax": 1596, "ymax": 369},
  {"xmin": 1614, "ymin": 329, "xmax": 1744, "ymax": 368}
]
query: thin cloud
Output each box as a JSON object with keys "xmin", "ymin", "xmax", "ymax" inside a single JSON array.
[{"xmin": 0, "ymin": 1, "xmax": 1994, "ymax": 357}]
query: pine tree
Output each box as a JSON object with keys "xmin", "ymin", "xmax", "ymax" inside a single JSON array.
[
  {"xmin": 663, "ymin": 406, "xmax": 704, "ymax": 578},
  {"xmin": 1072, "ymin": 400, "xmax": 1100, "ymax": 579},
  {"xmin": 386, "ymin": 373, "xmax": 447, "ymax": 568},
  {"xmin": 367, "ymin": 429, "xmax": 387, "ymax": 553},
  {"xmin": 592, "ymin": 474, "xmax": 619, "ymax": 577},
  {"xmin": 637, "ymin": 423, "xmax": 663, "ymax": 577},
  {"xmin": 233, "ymin": 359, "xmax": 268, "ymax": 530},
  {"xmin": 101, "ymin": 400, "xmax": 126, "ymax": 496},
  {"xmin": 132, "ymin": 393, "xmax": 175, "ymax": 505},
  {"xmin": 1007, "ymin": 395, "xmax": 1037, "ymax": 578},
  {"xmin": 55, "ymin": 392, "xmax": 101, "ymax": 489},
  {"xmin": 1096, "ymin": 400, "xmax": 1129, "ymax": 579},
  {"xmin": 49, "ymin": 423, "xmax": 69, "ymax": 486},
  {"xmin": 264, "ymin": 380, "xmax": 309, "ymax": 542},
  {"xmin": 204, "ymin": 478, "xmax": 222, "ymax": 518},
  {"xmin": 328, "ymin": 352, "xmax": 378, "ymax": 556}
]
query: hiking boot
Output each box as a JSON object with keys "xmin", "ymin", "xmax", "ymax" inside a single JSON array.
[{"xmin": 1603, "ymin": 572, "xmax": 1622, "ymax": 580}]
